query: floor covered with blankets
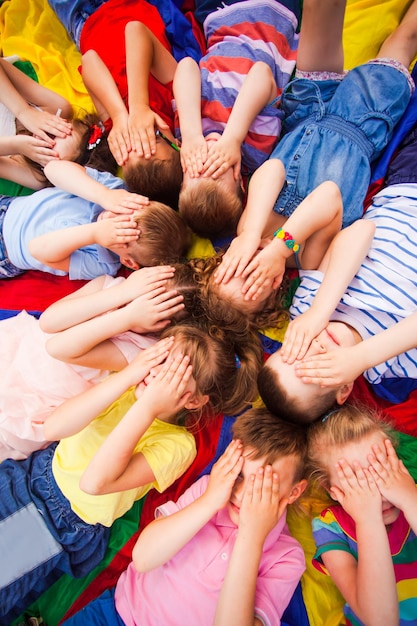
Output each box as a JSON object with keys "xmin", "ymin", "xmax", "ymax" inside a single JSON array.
[{"xmin": 1, "ymin": 0, "xmax": 417, "ymax": 624}]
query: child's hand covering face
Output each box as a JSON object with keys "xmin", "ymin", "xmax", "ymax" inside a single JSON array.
[
  {"xmin": 204, "ymin": 439, "xmax": 244, "ymax": 512},
  {"xmin": 137, "ymin": 349, "xmax": 194, "ymax": 418}
]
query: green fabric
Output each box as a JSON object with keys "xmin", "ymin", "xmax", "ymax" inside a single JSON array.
[{"xmin": 397, "ymin": 430, "xmax": 417, "ymax": 481}]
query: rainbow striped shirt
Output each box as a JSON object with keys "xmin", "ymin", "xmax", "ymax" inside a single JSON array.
[
  {"xmin": 312, "ymin": 505, "xmax": 417, "ymax": 625},
  {"xmin": 199, "ymin": 0, "xmax": 299, "ymax": 175}
]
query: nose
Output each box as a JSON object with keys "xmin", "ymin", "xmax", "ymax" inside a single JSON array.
[{"xmin": 313, "ymin": 338, "xmax": 326, "ymax": 353}]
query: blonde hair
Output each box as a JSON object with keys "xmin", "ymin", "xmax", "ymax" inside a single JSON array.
[
  {"xmin": 307, "ymin": 403, "xmax": 397, "ymax": 489},
  {"xmin": 129, "ymin": 202, "xmax": 192, "ymax": 266},
  {"xmin": 179, "ymin": 178, "xmax": 243, "ymax": 239}
]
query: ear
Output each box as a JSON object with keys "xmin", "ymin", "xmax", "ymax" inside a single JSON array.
[
  {"xmin": 120, "ymin": 255, "xmax": 140, "ymax": 271},
  {"xmin": 336, "ymin": 382, "xmax": 354, "ymax": 405},
  {"xmin": 287, "ymin": 479, "xmax": 308, "ymax": 504},
  {"xmin": 184, "ymin": 393, "xmax": 209, "ymax": 410}
]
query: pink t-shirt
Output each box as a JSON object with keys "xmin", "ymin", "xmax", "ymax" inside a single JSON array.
[{"xmin": 115, "ymin": 474, "xmax": 305, "ymax": 625}]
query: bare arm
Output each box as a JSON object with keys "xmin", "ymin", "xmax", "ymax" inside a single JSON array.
[
  {"xmin": 28, "ymin": 215, "xmax": 139, "ymax": 272},
  {"xmin": 125, "ymin": 21, "xmax": 176, "ymax": 158},
  {"xmin": 0, "ymin": 153, "xmax": 45, "ymax": 189},
  {"xmin": 214, "ymin": 158, "xmax": 286, "ymax": 284},
  {"xmin": 0, "ymin": 57, "xmax": 72, "ymax": 140},
  {"xmin": 173, "ymin": 57, "xmax": 207, "ymax": 177},
  {"xmin": 240, "ymin": 180, "xmax": 344, "ymax": 301},
  {"xmin": 202, "ymin": 62, "xmax": 278, "ymax": 180},
  {"xmin": 214, "ymin": 466, "xmax": 284, "ymax": 626},
  {"xmin": 43, "ymin": 337, "xmax": 174, "ymax": 442},
  {"xmin": 134, "ymin": 439, "xmax": 244, "ymax": 572},
  {"xmin": 281, "ymin": 218, "xmax": 376, "ymax": 363},
  {"xmin": 296, "ymin": 309, "xmax": 417, "ymax": 387},
  {"xmin": 43, "ymin": 160, "xmax": 148, "ymax": 214},
  {"xmin": 322, "ymin": 461, "xmax": 398, "ymax": 626},
  {"xmin": 80, "ymin": 349, "xmax": 193, "ymax": 495},
  {"xmin": 81, "ymin": 49, "xmax": 131, "ymax": 165}
]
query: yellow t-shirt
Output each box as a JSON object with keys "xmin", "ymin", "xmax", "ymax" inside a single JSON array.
[{"xmin": 52, "ymin": 388, "xmax": 196, "ymax": 527}]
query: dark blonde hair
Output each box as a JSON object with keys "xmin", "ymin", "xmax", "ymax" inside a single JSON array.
[
  {"xmin": 233, "ymin": 407, "xmax": 308, "ymax": 483},
  {"xmin": 161, "ymin": 312, "xmax": 263, "ymax": 417},
  {"xmin": 190, "ymin": 253, "xmax": 290, "ymax": 330},
  {"xmin": 124, "ymin": 155, "xmax": 183, "ymax": 211},
  {"xmin": 179, "ymin": 178, "xmax": 243, "ymax": 239},
  {"xmin": 129, "ymin": 202, "xmax": 192, "ymax": 267},
  {"xmin": 307, "ymin": 403, "xmax": 397, "ymax": 489}
]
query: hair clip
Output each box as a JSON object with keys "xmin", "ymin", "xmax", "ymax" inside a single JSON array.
[
  {"xmin": 234, "ymin": 354, "xmax": 241, "ymax": 369},
  {"xmin": 87, "ymin": 121, "xmax": 105, "ymax": 150},
  {"xmin": 321, "ymin": 408, "xmax": 339, "ymax": 423}
]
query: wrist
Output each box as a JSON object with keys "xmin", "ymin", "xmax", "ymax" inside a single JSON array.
[{"xmin": 273, "ymin": 227, "xmax": 300, "ymax": 257}]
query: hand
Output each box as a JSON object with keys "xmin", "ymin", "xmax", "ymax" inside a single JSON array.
[
  {"xmin": 18, "ymin": 107, "xmax": 72, "ymax": 142},
  {"xmin": 126, "ymin": 336, "xmax": 175, "ymax": 385},
  {"xmin": 329, "ymin": 459, "xmax": 383, "ymax": 525},
  {"xmin": 368, "ymin": 439, "xmax": 416, "ymax": 511},
  {"xmin": 281, "ymin": 311, "xmax": 330, "ymax": 364},
  {"xmin": 13, "ymin": 134, "xmax": 59, "ymax": 167},
  {"xmin": 129, "ymin": 106, "xmax": 169, "ymax": 159},
  {"xmin": 213, "ymin": 231, "xmax": 261, "ymax": 285},
  {"xmin": 239, "ymin": 466, "xmax": 283, "ymax": 540},
  {"xmin": 108, "ymin": 111, "xmax": 132, "ymax": 166},
  {"xmin": 101, "ymin": 188, "xmax": 149, "ymax": 215},
  {"xmin": 125, "ymin": 287, "xmax": 185, "ymax": 333},
  {"xmin": 138, "ymin": 350, "xmax": 194, "ymax": 417},
  {"xmin": 241, "ymin": 240, "xmax": 287, "ymax": 301},
  {"xmin": 203, "ymin": 439, "xmax": 244, "ymax": 512},
  {"xmin": 179, "ymin": 134, "xmax": 208, "ymax": 177},
  {"xmin": 201, "ymin": 135, "xmax": 241, "ymax": 181},
  {"xmin": 294, "ymin": 345, "xmax": 364, "ymax": 387},
  {"xmin": 122, "ymin": 265, "xmax": 176, "ymax": 300},
  {"xmin": 94, "ymin": 214, "xmax": 140, "ymax": 249}
]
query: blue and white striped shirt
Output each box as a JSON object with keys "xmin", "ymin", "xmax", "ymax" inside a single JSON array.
[{"xmin": 290, "ymin": 183, "xmax": 417, "ymax": 385}]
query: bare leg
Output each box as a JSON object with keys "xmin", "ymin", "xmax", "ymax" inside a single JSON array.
[
  {"xmin": 296, "ymin": 0, "xmax": 346, "ymax": 74},
  {"xmin": 378, "ymin": 0, "xmax": 417, "ymax": 68}
]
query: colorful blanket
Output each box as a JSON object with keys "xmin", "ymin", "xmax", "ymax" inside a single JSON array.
[{"xmin": 1, "ymin": 1, "xmax": 417, "ymax": 625}]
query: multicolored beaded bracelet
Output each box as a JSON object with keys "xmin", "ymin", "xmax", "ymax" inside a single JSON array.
[{"xmin": 273, "ymin": 227, "xmax": 300, "ymax": 253}]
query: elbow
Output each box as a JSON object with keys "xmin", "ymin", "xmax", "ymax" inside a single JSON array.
[
  {"xmin": 132, "ymin": 536, "xmax": 153, "ymax": 573},
  {"xmin": 79, "ymin": 472, "xmax": 106, "ymax": 496},
  {"xmin": 27, "ymin": 238, "xmax": 40, "ymax": 260},
  {"xmin": 44, "ymin": 336, "xmax": 61, "ymax": 359}
]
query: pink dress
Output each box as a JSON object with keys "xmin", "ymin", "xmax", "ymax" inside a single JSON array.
[{"xmin": 0, "ymin": 277, "xmax": 156, "ymax": 461}]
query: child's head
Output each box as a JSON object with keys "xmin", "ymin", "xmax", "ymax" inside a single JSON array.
[
  {"xmin": 117, "ymin": 202, "xmax": 192, "ymax": 270},
  {"xmin": 179, "ymin": 174, "xmax": 244, "ymax": 239},
  {"xmin": 122, "ymin": 130, "xmax": 183, "ymax": 211},
  {"xmin": 23, "ymin": 112, "xmax": 117, "ymax": 184},
  {"xmin": 159, "ymin": 313, "xmax": 263, "ymax": 417},
  {"xmin": 257, "ymin": 344, "xmax": 353, "ymax": 425},
  {"xmin": 228, "ymin": 407, "xmax": 308, "ymax": 523},
  {"xmin": 190, "ymin": 253, "xmax": 290, "ymax": 330},
  {"xmin": 307, "ymin": 404, "xmax": 400, "ymax": 525}
]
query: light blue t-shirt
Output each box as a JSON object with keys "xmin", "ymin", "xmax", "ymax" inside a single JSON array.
[{"xmin": 3, "ymin": 167, "xmax": 125, "ymax": 280}]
